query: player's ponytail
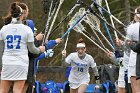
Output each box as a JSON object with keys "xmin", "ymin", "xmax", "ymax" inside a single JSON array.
[
  {"xmin": 135, "ymin": 6, "xmax": 140, "ymax": 18},
  {"xmin": 2, "ymin": 2, "xmax": 23, "ymax": 24}
]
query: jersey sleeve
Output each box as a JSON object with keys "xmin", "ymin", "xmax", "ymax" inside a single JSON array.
[
  {"xmin": 89, "ymin": 55, "xmax": 96, "ymax": 68},
  {"xmin": 0, "ymin": 31, "xmax": 2, "ymax": 40},
  {"xmin": 126, "ymin": 25, "xmax": 133, "ymax": 40},
  {"xmin": 27, "ymin": 27, "xmax": 34, "ymax": 42},
  {"xmin": 0, "ymin": 27, "xmax": 4, "ymax": 40},
  {"xmin": 65, "ymin": 53, "xmax": 73, "ymax": 64}
]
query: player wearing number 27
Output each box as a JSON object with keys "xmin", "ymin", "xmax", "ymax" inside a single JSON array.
[
  {"xmin": 62, "ymin": 38, "xmax": 100, "ymax": 93},
  {"xmin": 0, "ymin": 2, "xmax": 45, "ymax": 93}
]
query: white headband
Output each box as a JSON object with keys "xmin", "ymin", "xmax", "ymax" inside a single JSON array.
[
  {"xmin": 76, "ymin": 43, "xmax": 85, "ymax": 48},
  {"xmin": 135, "ymin": 8, "xmax": 140, "ymax": 18},
  {"xmin": 17, "ymin": 6, "xmax": 23, "ymax": 15}
]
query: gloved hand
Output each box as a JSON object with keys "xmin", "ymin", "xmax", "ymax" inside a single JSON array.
[{"xmin": 47, "ymin": 49, "xmax": 54, "ymax": 57}]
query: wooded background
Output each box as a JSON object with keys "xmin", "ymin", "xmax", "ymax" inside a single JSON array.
[{"xmin": 0, "ymin": 0, "xmax": 140, "ymax": 83}]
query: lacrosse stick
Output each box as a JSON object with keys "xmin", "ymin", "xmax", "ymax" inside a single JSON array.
[
  {"xmin": 42, "ymin": 0, "xmax": 58, "ymax": 45},
  {"xmin": 104, "ymin": 0, "xmax": 118, "ymax": 39},
  {"xmin": 70, "ymin": 8, "xmax": 109, "ymax": 51},
  {"xmin": 46, "ymin": 0, "xmax": 65, "ymax": 40},
  {"xmin": 84, "ymin": 10, "xmax": 112, "ymax": 51},
  {"xmin": 68, "ymin": 9, "xmax": 108, "ymax": 52},
  {"xmin": 93, "ymin": 0, "xmax": 126, "ymax": 27},
  {"xmin": 83, "ymin": 12, "xmax": 114, "ymax": 51},
  {"xmin": 49, "ymin": 1, "xmax": 81, "ymax": 36},
  {"xmin": 71, "ymin": 23, "xmax": 107, "ymax": 53},
  {"xmin": 92, "ymin": 11, "xmax": 126, "ymax": 39}
]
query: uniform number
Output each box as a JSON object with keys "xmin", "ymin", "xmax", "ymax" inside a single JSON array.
[
  {"xmin": 6, "ymin": 35, "xmax": 21, "ymax": 49},
  {"xmin": 78, "ymin": 67, "xmax": 83, "ymax": 72}
]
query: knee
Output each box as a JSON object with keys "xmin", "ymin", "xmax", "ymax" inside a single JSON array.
[
  {"xmin": 0, "ymin": 90, "xmax": 9, "ymax": 93},
  {"xmin": 13, "ymin": 90, "xmax": 22, "ymax": 93},
  {"xmin": 13, "ymin": 88, "xmax": 23, "ymax": 93}
]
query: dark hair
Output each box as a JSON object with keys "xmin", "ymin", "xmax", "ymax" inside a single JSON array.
[
  {"xmin": 19, "ymin": 3, "xmax": 28, "ymax": 11},
  {"xmin": 2, "ymin": 2, "xmax": 27, "ymax": 25},
  {"xmin": 137, "ymin": 6, "xmax": 140, "ymax": 14},
  {"xmin": 10, "ymin": 2, "xmax": 23, "ymax": 18}
]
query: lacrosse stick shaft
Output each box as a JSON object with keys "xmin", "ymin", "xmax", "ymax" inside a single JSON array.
[
  {"xmin": 89, "ymin": 25, "xmax": 109, "ymax": 51},
  {"xmin": 90, "ymin": 24, "xmax": 114, "ymax": 50},
  {"xmin": 104, "ymin": 0, "xmax": 118, "ymax": 39},
  {"xmin": 62, "ymin": 32, "xmax": 70, "ymax": 63},
  {"xmin": 103, "ymin": 21, "xmax": 116, "ymax": 50},
  {"xmin": 84, "ymin": 30, "xmax": 106, "ymax": 49},
  {"xmin": 62, "ymin": 1, "xmax": 98, "ymax": 38},
  {"xmin": 42, "ymin": 0, "xmax": 55, "ymax": 45},
  {"xmin": 84, "ymin": 1, "xmax": 116, "ymax": 50},
  {"xmin": 64, "ymin": 32, "xmax": 70, "ymax": 50},
  {"xmin": 93, "ymin": 0, "xmax": 126, "ymax": 27},
  {"xmin": 50, "ymin": 3, "xmax": 80, "ymax": 37},
  {"xmin": 92, "ymin": 12, "xmax": 126, "ymax": 39},
  {"xmin": 84, "ymin": 20, "xmax": 107, "ymax": 50},
  {"xmin": 61, "ymin": 13, "xmax": 86, "ymax": 39},
  {"xmin": 95, "ymin": 4, "xmax": 116, "ymax": 50},
  {"xmin": 95, "ymin": 7, "xmax": 116, "ymax": 50},
  {"xmin": 80, "ymin": 31, "xmax": 107, "ymax": 52},
  {"xmin": 46, "ymin": 0, "xmax": 65, "ymax": 40}
]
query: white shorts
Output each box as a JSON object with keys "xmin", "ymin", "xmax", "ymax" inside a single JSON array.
[
  {"xmin": 118, "ymin": 67, "xmax": 125, "ymax": 88},
  {"xmin": 128, "ymin": 66, "xmax": 136, "ymax": 83},
  {"xmin": 69, "ymin": 82, "xmax": 89, "ymax": 89},
  {"xmin": 1, "ymin": 65, "xmax": 28, "ymax": 80},
  {"xmin": 118, "ymin": 81, "xmax": 125, "ymax": 88}
]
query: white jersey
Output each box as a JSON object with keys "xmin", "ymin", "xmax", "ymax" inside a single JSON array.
[
  {"xmin": 126, "ymin": 22, "xmax": 139, "ymax": 42},
  {"xmin": 65, "ymin": 52, "xmax": 96, "ymax": 83},
  {"xmin": 126, "ymin": 22, "xmax": 139, "ymax": 77},
  {"xmin": 0, "ymin": 24, "xmax": 34, "ymax": 66},
  {"xmin": 126, "ymin": 22, "xmax": 139, "ymax": 67},
  {"xmin": 122, "ymin": 52, "xmax": 129, "ymax": 70}
]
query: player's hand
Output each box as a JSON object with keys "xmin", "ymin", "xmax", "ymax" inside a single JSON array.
[
  {"xmin": 106, "ymin": 51, "xmax": 113, "ymax": 58},
  {"xmin": 39, "ymin": 46, "xmax": 45, "ymax": 52},
  {"xmin": 115, "ymin": 38, "xmax": 123, "ymax": 46},
  {"xmin": 35, "ymin": 33, "xmax": 44, "ymax": 40},
  {"xmin": 55, "ymin": 38, "xmax": 62, "ymax": 44}
]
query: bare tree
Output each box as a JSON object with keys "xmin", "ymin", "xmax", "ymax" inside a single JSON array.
[{"xmin": 124, "ymin": 0, "xmax": 131, "ymax": 25}]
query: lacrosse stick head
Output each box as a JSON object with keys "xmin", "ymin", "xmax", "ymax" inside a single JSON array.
[
  {"xmin": 68, "ymin": 8, "xmax": 86, "ymax": 32},
  {"xmin": 86, "ymin": 13, "xmax": 100, "ymax": 29},
  {"xmin": 94, "ymin": 0, "xmax": 102, "ymax": 6}
]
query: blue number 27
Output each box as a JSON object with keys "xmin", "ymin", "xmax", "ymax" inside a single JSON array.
[{"xmin": 6, "ymin": 35, "xmax": 21, "ymax": 49}]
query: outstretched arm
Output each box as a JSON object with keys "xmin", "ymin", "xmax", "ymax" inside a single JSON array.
[{"xmin": 46, "ymin": 38, "xmax": 62, "ymax": 50}]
